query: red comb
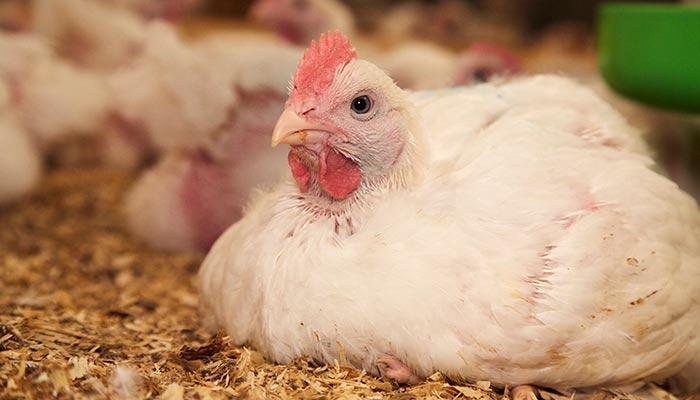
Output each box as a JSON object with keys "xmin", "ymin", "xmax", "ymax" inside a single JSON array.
[
  {"xmin": 469, "ymin": 41, "xmax": 522, "ymax": 72},
  {"xmin": 291, "ymin": 31, "xmax": 357, "ymax": 103}
]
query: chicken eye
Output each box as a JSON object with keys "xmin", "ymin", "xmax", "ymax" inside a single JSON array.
[{"xmin": 350, "ymin": 95, "xmax": 372, "ymax": 114}]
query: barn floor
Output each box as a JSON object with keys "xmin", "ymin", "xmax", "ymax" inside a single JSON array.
[{"xmin": 0, "ymin": 166, "xmax": 695, "ymax": 399}]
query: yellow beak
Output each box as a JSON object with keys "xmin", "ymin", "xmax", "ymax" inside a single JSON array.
[{"xmin": 271, "ymin": 108, "xmax": 328, "ymax": 147}]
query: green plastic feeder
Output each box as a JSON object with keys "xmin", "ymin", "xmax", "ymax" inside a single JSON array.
[{"xmin": 598, "ymin": 3, "xmax": 700, "ymax": 113}]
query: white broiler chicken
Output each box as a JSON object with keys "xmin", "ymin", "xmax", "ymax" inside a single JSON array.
[
  {"xmin": 122, "ymin": 24, "xmax": 298, "ymax": 251},
  {"xmin": 199, "ymin": 32, "xmax": 700, "ymax": 394},
  {"xmin": 32, "ymin": 0, "xmax": 147, "ymax": 71},
  {"xmin": 0, "ymin": 32, "xmax": 112, "ymax": 151},
  {"xmin": 103, "ymin": 22, "xmax": 234, "ymax": 169},
  {"xmin": 0, "ymin": 80, "xmax": 41, "ymax": 204}
]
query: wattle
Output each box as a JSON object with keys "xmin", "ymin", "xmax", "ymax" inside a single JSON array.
[
  {"xmin": 287, "ymin": 148, "xmax": 361, "ymax": 200},
  {"xmin": 319, "ymin": 149, "xmax": 361, "ymax": 200}
]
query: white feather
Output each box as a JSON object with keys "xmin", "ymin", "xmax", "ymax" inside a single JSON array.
[
  {"xmin": 20, "ymin": 59, "xmax": 111, "ymax": 147},
  {"xmin": 107, "ymin": 22, "xmax": 235, "ymax": 153},
  {"xmin": 0, "ymin": 107, "xmax": 41, "ymax": 204},
  {"xmin": 32, "ymin": 0, "xmax": 146, "ymax": 71},
  {"xmin": 0, "ymin": 31, "xmax": 113, "ymax": 153},
  {"xmin": 110, "ymin": 365, "xmax": 141, "ymax": 399}
]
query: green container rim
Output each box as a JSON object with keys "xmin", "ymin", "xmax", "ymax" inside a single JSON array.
[{"xmin": 598, "ymin": 2, "xmax": 700, "ymax": 113}]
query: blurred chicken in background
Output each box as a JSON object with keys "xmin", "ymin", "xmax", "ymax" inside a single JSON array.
[
  {"xmin": 32, "ymin": 0, "xmax": 147, "ymax": 71},
  {"xmin": 116, "ymin": 23, "xmax": 298, "ymax": 251},
  {"xmin": 0, "ymin": 32, "xmax": 111, "ymax": 157},
  {"xmin": 31, "ymin": 0, "xmax": 202, "ymax": 71},
  {"xmin": 102, "ymin": 23, "xmax": 235, "ymax": 169},
  {"xmin": 249, "ymin": 0, "xmax": 520, "ymax": 90},
  {"xmin": 0, "ymin": 79, "xmax": 40, "ymax": 204},
  {"xmin": 0, "ymin": 30, "xmax": 115, "ymax": 201}
]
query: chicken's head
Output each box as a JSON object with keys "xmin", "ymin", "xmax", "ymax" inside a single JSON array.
[
  {"xmin": 272, "ymin": 31, "xmax": 420, "ymax": 202},
  {"xmin": 249, "ymin": 0, "xmax": 353, "ymax": 46}
]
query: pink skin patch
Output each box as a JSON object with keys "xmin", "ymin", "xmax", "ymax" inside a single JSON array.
[
  {"xmin": 180, "ymin": 150, "xmax": 240, "ymax": 250},
  {"xmin": 376, "ymin": 355, "xmax": 422, "ymax": 385},
  {"xmin": 291, "ymin": 31, "xmax": 357, "ymax": 105}
]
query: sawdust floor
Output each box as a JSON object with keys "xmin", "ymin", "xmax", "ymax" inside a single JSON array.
[{"xmin": 0, "ymin": 166, "xmax": 695, "ymax": 399}]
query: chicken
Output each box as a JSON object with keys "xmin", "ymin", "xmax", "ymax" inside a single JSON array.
[
  {"xmin": 199, "ymin": 32, "xmax": 700, "ymax": 393},
  {"xmin": 0, "ymin": 33, "xmax": 50, "ymax": 96},
  {"xmin": 103, "ymin": 22, "xmax": 235, "ymax": 169},
  {"xmin": 32, "ymin": 0, "xmax": 199, "ymax": 70},
  {"xmin": 32, "ymin": 0, "xmax": 147, "ymax": 71},
  {"xmin": 0, "ymin": 80, "xmax": 41, "ymax": 204},
  {"xmin": 19, "ymin": 56, "xmax": 112, "ymax": 151},
  {"xmin": 104, "ymin": 22, "xmax": 300, "ymax": 168},
  {"xmin": 121, "ymin": 25, "xmax": 297, "ymax": 251},
  {"xmin": 0, "ymin": 32, "xmax": 112, "ymax": 151}
]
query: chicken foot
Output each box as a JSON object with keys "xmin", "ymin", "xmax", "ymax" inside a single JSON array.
[
  {"xmin": 510, "ymin": 384, "xmax": 539, "ymax": 400},
  {"xmin": 376, "ymin": 355, "xmax": 423, "ymax": 385}
]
